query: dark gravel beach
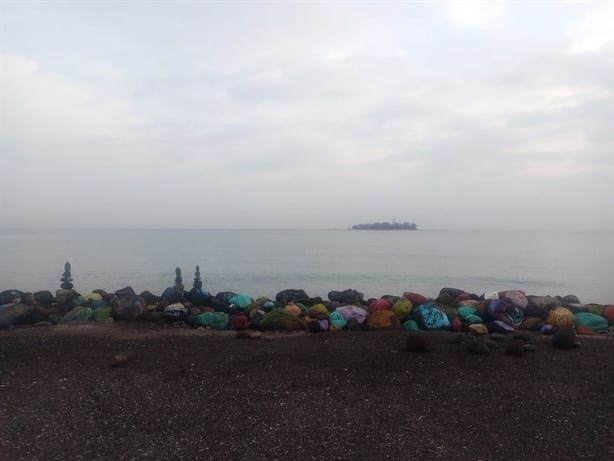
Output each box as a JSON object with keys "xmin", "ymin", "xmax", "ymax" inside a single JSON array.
[{"xmin": 1, "ymin": 323, "xmax": 613, "ymax": 461}]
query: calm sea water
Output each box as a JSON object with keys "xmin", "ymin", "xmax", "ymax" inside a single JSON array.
[{"xmin": 0, "ymin": 229, "xmax": 612, "ymax": 303}]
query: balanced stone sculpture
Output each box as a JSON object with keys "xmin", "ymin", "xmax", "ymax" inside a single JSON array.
[
  {"xmin": 187, "ymin": 265, "xmax": 212, "ymax": 306},
  {"xmin": 193, "ymin": 265, "xmax": 202, "ymax": 290},
  {"xmin": 60, "ymin": 262, "xmax": 73, "ymax": 290},
  {"xmin": 161, "ymin": 267, "xmax": 185, "ymax": 303},
  {"xmin": 174, "ymin": 267, "xmax": 184, "ymax": 291}
]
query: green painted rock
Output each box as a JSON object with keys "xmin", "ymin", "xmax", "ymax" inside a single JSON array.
[
  {"xmin": 62, "ymin": 306, "xmax": 93, "ymax": 322},
  {"xmin": 194, "ymin": 312, "xmax": 229, "ymax": 330},
  {"xmin": 401, "ymin": 319, "xmax": 420, "ymax": 331},
  {"xmin": 328, "ymin": 310, "xmax": 347, "ymax": 329},
  {"xmin": 586, "ymin": 304, "xmax": 604, "ymax": 317},
  {"xmin": 229, "ymin": 294, "xmax": 253, "ymax": 309},
  {"xmin": 259, "ymin": 308, "xmax": 306, "ymax": 331},
  {"xmin": 575, "ymin": 312, "xmax": 608, "ymax": 331},
  {"xmin": 246, "ymin": 297, "xmax": 272, "ymax": 315},
  {"xmin": 0, "ymin": 304, "xmax": 43, "ymax": 328},
  {"xmin": 92, "ymin": 306, "xmax": 112, "ymax": 322},
  {"xmin": 457, "ymin": 306, "xmax": 477, "ymax": 318}
]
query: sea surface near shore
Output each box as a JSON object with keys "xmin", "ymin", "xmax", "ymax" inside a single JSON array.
[{"xmin": 1, "ymin": 229, "xmax": 612, "ymax": 302}]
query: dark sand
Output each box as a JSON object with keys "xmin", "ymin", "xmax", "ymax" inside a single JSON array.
[{"xmin": 1, "ymin": 323, "xmax": 613, "ymax": 461}]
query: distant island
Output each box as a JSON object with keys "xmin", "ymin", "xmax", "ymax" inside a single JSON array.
[{"xmin": 351, "ymin": 222, "xmax": 418, "ymax": 230}]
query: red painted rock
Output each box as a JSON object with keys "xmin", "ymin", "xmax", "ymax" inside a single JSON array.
[
  {"xmin": 403, "ymin": 292, "xmax": 428, "ymax": 306},
  {"xmin": 231, "ymin": 315, "xmax": 249, "ymax": 330},
  {"xmin": 576, "ymin": 325, "xmax": 599, "ymax": 336},
  {"xmin": 368, "ymin": 298, "xmax": 391, "ymax": 314}
]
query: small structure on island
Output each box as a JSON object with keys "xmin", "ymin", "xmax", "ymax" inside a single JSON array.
[{"xmin": 60, "ymin": 262, "xmax": 74, "ymax": 290}]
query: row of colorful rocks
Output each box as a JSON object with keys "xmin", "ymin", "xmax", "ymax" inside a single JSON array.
[{"xmin": 1, "ymin": 286, "xmax": 613, "ymax": 335}]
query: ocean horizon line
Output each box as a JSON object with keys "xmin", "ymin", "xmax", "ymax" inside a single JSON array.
[{"xmin": 1, "ymin": 227, "xmax": 612, "ymax": 233}]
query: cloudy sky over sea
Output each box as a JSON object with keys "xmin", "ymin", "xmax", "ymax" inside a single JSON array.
[{"xmin": 1, "ymin": 1, "xmax": 612, "ymax": 230}]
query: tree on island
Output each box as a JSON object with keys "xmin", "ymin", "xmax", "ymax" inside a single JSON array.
[{"xmin": 351, "ymin": 221, "xmax": 418, "ymax": 230}]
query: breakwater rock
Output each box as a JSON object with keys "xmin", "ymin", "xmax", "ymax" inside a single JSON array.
[{"xmin": 1, "ymin": 285, "xmax": 613, "ymax": 338}]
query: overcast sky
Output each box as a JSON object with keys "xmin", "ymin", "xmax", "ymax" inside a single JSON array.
[{"xmin": 1, "ymin": 1, "xmax": 612, "ymax": 230}]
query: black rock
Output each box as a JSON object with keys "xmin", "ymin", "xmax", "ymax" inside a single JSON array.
[
  {"xmin": 161, "ymin": 287, "xmax": 185, "ymax": 304},
  {"xmin": 466, "ymin": 338, "xmax": 490, "ymax": 355},
  {"xmin": 0, "ymin": 290, "xmax": 23, "ymax": 305},
  {"xmin": 327, "ymin": 289, "xmax": 365, "ymax": 305},
  {"xmin": 552, "ymin": 328, "xmax": 580, "ymax": 349},
  {"xmin": 60, "ymin": 262, "xmax": 74, "ymax": 290},
  {"xmin": 114, "ymin": 286, "xmax": 136, "ymax": 298},
  {"xmin": 48, "ymin": 313, "xmax": 62, "ymax": 324},
  {"xmin": 187, "ymin": 288, "xmax": 213, "ymax": 307},
  {"xmin": 438, "ymin": 287, "xmax": 464, "ymax": 301},
  {"xmin": 308, "ymin": 320, "xmax": 323, "ymax": 333},
  {"xmin": 276, "ymin": 289, "xmax": 312, "ymax": 306},
  {"xmin": 140, "ymin": 290, "xmax": 160, "ymax": 305},
  {"xmin": 92, "ymin": 289, "xmax": 111, "ymax": 303},
  {"xmin": 55, "ymin": 289, "xmax": 80, "ymax": 306},
  {"xmin": 561, "ymin": 294, "xmax": 581, "ymax": 305},
  {"xmin": 406, "ymin": 333, "xmax": 433, "ymax": 353},
  {"xmin": 34, "ymin": 291, "xmax": 55, "ymax": 306},
  {"xmin": 216, "ymin": 291, "xmax": 237, "ymax": 305},
  {"xmin": 111, "ymin": 287, "xmax": 145, "ymax": 320},
  {"xmin": 383, "ymin": 295, "xmax": 402, "ymax": 305}
]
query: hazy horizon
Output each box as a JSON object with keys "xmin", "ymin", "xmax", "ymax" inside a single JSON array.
[
  {"xmin": 1, "ymin": 2, "xmax": 613, "ymax": 231},
  {"xmin": 2, "ymin": 226, "xmax": 613, "ymax": 233}
]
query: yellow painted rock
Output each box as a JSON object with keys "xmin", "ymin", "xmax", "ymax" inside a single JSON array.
[
  {"xmin": 391, "ymin": 298, "xmax": 413, "ymax": 322},
  {"xmin": 307, "ymin": 303, "xmax": 329, "ymax": 317},
  {"xmin": 469, "ymin": 324, "xmax": 488, "ymax": 335},
  {"xmin": 547, "ymin": 307, "xmax": 575, "ymax": 329}
]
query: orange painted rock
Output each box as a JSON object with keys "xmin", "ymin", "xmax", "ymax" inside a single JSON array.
[
  {"xmin": 284, "ymin": 303, "xmax": 302, "ymax": 317},
  {"xmin": 366, "ymin": 310, "xmax": 400, "ymax": 329}
]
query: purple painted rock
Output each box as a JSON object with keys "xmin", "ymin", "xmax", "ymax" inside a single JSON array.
[
  {"xmin": 335, "ymin": 305, "xmax": 368, "ymax": 324},
  {"xmin": 500, "ymin": 290, "xmax": 528, "ymax": 309}
]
